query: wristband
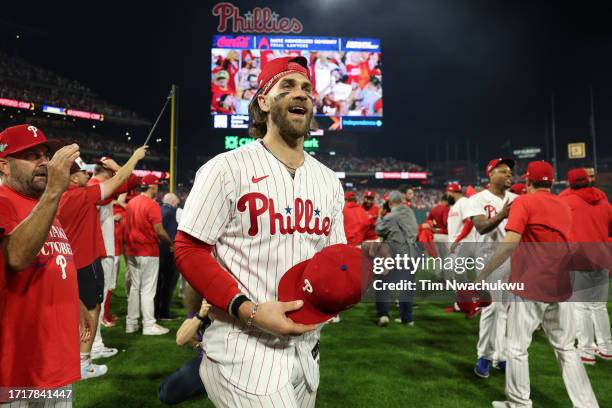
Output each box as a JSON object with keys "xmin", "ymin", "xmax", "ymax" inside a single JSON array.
[
  {"xmin": 195, "ymin": 314, "xmax": 207, "ymax": 323},
  {"xmin": 246, "ymin": 303, "xmax": 259, "ymax": 327},
  {"xmin": 229, "ymin": 294, "xmax": 250, "ymax": 319}
]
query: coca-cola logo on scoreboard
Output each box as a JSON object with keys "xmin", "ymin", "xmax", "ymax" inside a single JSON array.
[{"xmin": 213, "ymin": 2, "xmax": 303, "ymax": 34}]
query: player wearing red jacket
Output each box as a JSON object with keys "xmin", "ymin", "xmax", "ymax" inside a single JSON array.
[
  {"xmin": 362, "ymin": 190, "xmax": 379, "ymax": 240},
  {"xmin": 342, "ymin": 191, "xmax": 371, "ymax": 246},
  {"xmin": 560, "ymin": 168, "xmax": 612, "ymax": 364}
]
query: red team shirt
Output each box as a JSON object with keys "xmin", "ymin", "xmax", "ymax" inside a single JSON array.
[
  {"xmin": 426, "ymin": 203, "xmax": 450, "ymax": 234},
  {"xmin": 57, "ymin": 184, "xmax": 106, "ymax": 269},
  {"xmin": 362, "ymin": 204, "xmax": 380, "ymax": 240},
  {"xmin": 113, "ymin": 204, "xmax": 126, "ymax": 255},
  {"xmin": 342, "ymin": 202, "xmax": 371, "ymax": 246},
  {"xmin": 0, "ymin": 185, "xmax": 80, "ymax": 388},
  {"xmin": 505, "ymin": 191, "xmax": 572, "ymax": 302},
  {"xmin": 124, "ymin": 194, "xmax": 162, "ymax": 257}
]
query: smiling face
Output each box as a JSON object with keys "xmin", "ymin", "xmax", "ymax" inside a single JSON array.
[
  {"xmin": 490, "ymin": 163, "xmax": 513, "ymax": 190},
  {"xmin": 0, "ymin": 145, "xmax": 50, "ymax": 197},
  {"xmin": 258, "ymin": 72, "xmax": 314, "ymax": 144}
]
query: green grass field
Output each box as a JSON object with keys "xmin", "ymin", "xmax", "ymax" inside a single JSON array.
[{"xmin": 74, "ymin": 263, "xmax": 612, "ymax": 407}]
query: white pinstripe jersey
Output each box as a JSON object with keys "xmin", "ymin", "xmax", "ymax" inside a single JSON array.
[{"xmin": 178, "ymin": 140, "xmax": 346, "ymax": 395}]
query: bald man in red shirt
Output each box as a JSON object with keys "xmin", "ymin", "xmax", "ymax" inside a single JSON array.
[{"xmin": 476, "ymin": 161, "xmax": 599, "ymax": 408}]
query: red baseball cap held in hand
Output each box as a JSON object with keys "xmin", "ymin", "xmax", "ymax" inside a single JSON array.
[
  {"xmin": 141, "ymin": 174, "xmax": 160, "ymax": 186},
  {"xmin": 485, "ymin": 158, "xmax": 515, "ymax": 177},
  {"xmin": 257, "ymin": 56, "xmax": 310, "ymax": 96},
  {"xmin": 278, "ymin": 244, "xmax": 369, "ymax": 324},
  {"xmin": 567, "ymin": 168, "xmax": 589, "ymax": 185},
  {"xmin": 523, "ymin": 160, "xmax": 554, "ymax": 182},
  {"xmin": 0, "ymin": 124, "xmax": 64, "ymax": 158}
]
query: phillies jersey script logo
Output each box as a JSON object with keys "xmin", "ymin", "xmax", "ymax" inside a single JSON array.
[
  {"xmin": 237, "ymin": 192, "xmax": 331, "ymax": 236},
  {"xmin": 484, "ymin": 204, "xmax": 497, "ymax": 219}
]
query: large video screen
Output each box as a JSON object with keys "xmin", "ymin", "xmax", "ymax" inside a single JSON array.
[{"xmin": 211, "ymin": 35, "xmax": 383, "ymax": 132}]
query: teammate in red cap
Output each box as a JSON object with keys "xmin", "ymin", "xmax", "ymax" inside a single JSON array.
[
  {"xmin": 0, "ymin": 125, "xmax": 93, "ymax": 397},
  {"xmin": 466, "ymin": 157, "xmax": 517, "ymax": 378},
  {"xmin": 361, "ymin": 191, "xmax": 379, "ymax": 240},
  {"xmin": 509, "ymin": 183, "xmax": 527, "ymax": 195},
  {"xmin": 476, "ymin": 160, "xmax": 599, "ymax": 408},
  {"xmin": 124, "ymin": 174, "xmax": 173, "ymax": 335},
  {"xmin": 175, "ymin": 55, "xmax": 346, "ymax": 406},
  {"xmin": 88, "ymin": 156, "xmax": 140, "ymax": 338},
  {"xmin": 57, "ymin": 147, "xmax": 147, "ymax": 379},
  {"xmin": 560, "ymin": 168, "xmax": 612, "ymax": 364},
  {"xmin": 342, "ymin": 191, "xmax": 371, "ymax": 246}
]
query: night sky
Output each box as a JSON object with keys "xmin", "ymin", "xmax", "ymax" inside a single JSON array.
[{"xmin": 1, "ymin": 0, "xmax": 611, "ymax": 167}]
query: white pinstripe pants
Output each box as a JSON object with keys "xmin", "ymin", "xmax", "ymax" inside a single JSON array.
[
  {"xmin": 126, "ymin": 256, "xmax": 159, "ymax": 328},
  {"xmin": 201, "ymin": 352, "xmax": 316, "ymax": 408},
  {"xmin": 504, "ymin": 295, "xmax": 599, "ymax": 407},
  {"xmin": 477, "ymin": 301, "xmax": 507, "ymax": 362}
]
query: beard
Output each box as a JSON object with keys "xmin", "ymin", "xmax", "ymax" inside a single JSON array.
[
  {"xmin": 270, "ymin": 98, "xmax": 312, "ymax": 147},
  {"xmin": 446, "ymin": 195, "xmax": 456, "ymax": 206},
  {"xmin": 9, "ymin": 163, "xmax": 47, "ymax": 197}
]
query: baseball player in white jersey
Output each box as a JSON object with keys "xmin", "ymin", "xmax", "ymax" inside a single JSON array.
[
  {"xmin": 445, "ymin": 183, "xmax": 475, "ymax": 282},
  {"xmin": 476, "ymin": 160, "xmax": 599, "ymax": 408},
  {"xmin": 175, "ymin": 56, "xmax": 346, "ymax": 407},
  {"xmin": 466, "ymin": 158, "xmax": 517, "ymax": 378}
]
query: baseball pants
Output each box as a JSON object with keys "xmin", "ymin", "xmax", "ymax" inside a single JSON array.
[
  {"xmin": 126, "ymin": 256, "xmax": 160, "ymax": 328},
  {"xmin": 504, "ymin": 294, "xmax": 599, "ymax": 408},
  {"xmin": 0, "ymin": 386, "xmax": 72, "ymax": 407},
  {"xmin": 571, "ymin": 270, "xmax": 612, "ymax": 358},
  {"xmin": 477, "ymin": 300, "xmax": 507, "ymax": 362},
  {"xmin": 201, "ymin": 352, "xmax": 316, "ymax": 408},
  {"xmin": 93, "ymin": 256, "xmax": 116, "ymax": 347}
]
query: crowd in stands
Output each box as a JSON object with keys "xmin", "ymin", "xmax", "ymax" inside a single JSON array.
[
  {"xmin": 315, "ymin": 154, "xmax": 425, "ymax": 173},
  {"xmin": 348, "ymin": 187, "xmax": 443, "ymax": 211},
  {"xmin": 0, "ymin": 51, "xmax": 142, "ymax": 119}
]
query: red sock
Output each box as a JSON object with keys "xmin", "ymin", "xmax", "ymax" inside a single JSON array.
[{"xmin": 103, "ymin": 291, "xmax": 112, "ymax": 321}]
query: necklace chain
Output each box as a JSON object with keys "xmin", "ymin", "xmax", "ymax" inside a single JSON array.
[{"xmin": 260, "ymin": 141, "xmax": 303, "ymax": 174}]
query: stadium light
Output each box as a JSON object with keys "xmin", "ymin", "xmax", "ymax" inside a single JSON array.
[
  {"xmin": 92, "ymin": 124, "xmax": 96, "ymax": 128},
  {"xmin": 125, "ymin": 132, "xmax": 130, "ymax": 136},
  {"xmin": 127, "ymin": 136, "xmax": 131, "ymax": 141}
]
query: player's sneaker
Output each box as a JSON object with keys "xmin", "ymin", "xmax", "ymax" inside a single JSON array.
[
  {"xmin": 143, "ymin": 323, "xmax": 170, "ymax": 335},
  {"xmin": 330, "ymin": 315, "xmax": 341, "ymax": 323},
  {"xmin": 125, "ymin": 323, "xmax": 140, "ymax": 334},
  {"xmin": 596, "ymin": 348, "xmax": 612, "ymax": 360},
  {"xmin": 474, "ymin": 357, "xmax": 491, "ymax": 378},
  {"xmin": 91, "ymin": 346, "xmax": 118, "ymax": 359},
  {"xmin": 492, "ymin": 402, "xmax": 510, "ymax": 408},
  {"xmin": 80, "ymin": 363, "xmax": 108, "ymax": 380},
  {"xmin": 101, "ymin": 317, "xmax": 116, "ymax": 328},
  {"xmin": 393, "ymin": 318, "xmax": 414, "ymax": 326},
  {"xmin": 493, "ymin": 360, "xmax": 506, "ymax": 372},
  {"xmin": 377, "ymin": 316, "xmax": 389, "ymax": 327}
]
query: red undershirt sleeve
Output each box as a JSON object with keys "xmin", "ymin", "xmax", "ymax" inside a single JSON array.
[
  {"xmin": 454, "ymin": 219, "xmax": 474, "ymax": 243},
  {"xmin": 174, "ymin": 231, "xmax": 240, "ymax": 311}
]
